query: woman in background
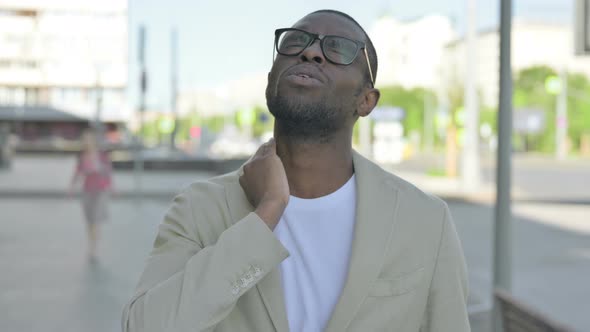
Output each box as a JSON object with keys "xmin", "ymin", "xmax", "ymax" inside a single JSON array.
[{"xmin": 70, "ymin": 129, "xmax": 113, "ymax": 261}]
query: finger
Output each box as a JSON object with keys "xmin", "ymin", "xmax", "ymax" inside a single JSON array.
[
  {"xmin": 258, "ymin": 141, "xmax": 270, "ymax": 151},
  {"xmin": 258, "ymin": 141, "xmax": 273, "ymax": 156}
]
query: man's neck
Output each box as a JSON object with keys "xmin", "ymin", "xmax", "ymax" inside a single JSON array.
[{"xmin": 275, "ymin": 132, "xmax": 354, "ymax": 199}]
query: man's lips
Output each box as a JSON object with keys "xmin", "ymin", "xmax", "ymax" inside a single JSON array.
[
  {"xmin": 283, "ymin": 65, "xmax": 325, "ymax": 86},
  {"xmin": 285, "ymin": 74, "xmax": 323, "ymax": 86}
]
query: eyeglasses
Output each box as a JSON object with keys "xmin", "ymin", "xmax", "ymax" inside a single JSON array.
[{"xmin": 273, "ymin": 28, "xmax": 375, "ymax": 87}]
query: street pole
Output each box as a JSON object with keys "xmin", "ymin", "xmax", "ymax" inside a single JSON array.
[
  {"xmin": 94, "ymin": 69, "xmax": 103, "ymax": 136},
  {"xmin": 556, "ymin": 69, "xmax": 568, "ymax": 160},
  {"xmin": 494, "ymin": 0, "xmax": 513, "ymax": 331},
  {"xmin": 134, "ymin": 25, "xmax": 147, "ymax": 196},
  {"xmin": 423, "ymin": 95, "xmax": 434, "ymax": 153},
  {"xmin": 462, "ymin": 0, "xmax": 481, "ymax": 191},
  {"xmin": 359, "ymin": 116, "xmax": 372, "ymax": 158},
  {"xmin": 139, "ymin": 25, "xmax": 147, "ymax": 143},
  {"xmin": 170, "ymin": 28, "xmax": 178, "ymax": 150}
]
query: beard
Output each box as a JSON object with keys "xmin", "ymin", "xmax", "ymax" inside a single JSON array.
[{"xmin": 266, "ymin": 92, "xmax": 349, "ymax": 144}]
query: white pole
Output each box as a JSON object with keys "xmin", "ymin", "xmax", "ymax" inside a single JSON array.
[
  {"xmin": 423, "ymin": 95, "xmax": 434, "ymax": 153},
  {"xmin": 359, "ymin": 116, "xmax": 372, "ymax": 159},
  {"xmin": 556, "ymin": 69, "xmax": 568, "ymax": 160},
  {"xmin": 170, "ymin": 28, "xmax": 178, "ymax": 150},
  {"xmin": 134, "ymin": 25, "xmax": 147, "ymax": 197},
  {"xmin": 94, "ymin": 68, "xmax": 103, "ymax": 134},
  {"xmin": 462, "ymin": 0, "xmax": 481, "ymax": 191}
]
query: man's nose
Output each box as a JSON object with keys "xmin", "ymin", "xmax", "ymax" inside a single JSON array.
[{"xmin": 299, "ymin": 39, "xmax": 324, "ymax": 64}]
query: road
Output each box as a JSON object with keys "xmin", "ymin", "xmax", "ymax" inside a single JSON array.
[{"xmin": 393, "ymin": 152, "xmax": 590, "ymax": 202}]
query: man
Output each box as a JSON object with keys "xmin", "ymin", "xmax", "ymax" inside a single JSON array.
[{"xmin": 123, "ymin": 9, "xmax": 470, "ymax": 332}]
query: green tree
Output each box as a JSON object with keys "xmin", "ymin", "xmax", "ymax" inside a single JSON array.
[
  {"xmin": 514, "ymin": 66, "xmax": 557, "ymax": 152},
  {"xmin": 252, "ymin": 105, "xmax": 274, "ymax": 138},
  {"xmin": 202, "ymin": 115, "xmax": 228, "ymax": 134},
  {"xmin": 377, "ymin": 85, "xmax": 437, "ymax": 147},
  {"xmin": 514, "ymin": 65, "xmax": 590, "ymax": 153},
  {"xmin": 565, "ymin": 73, "xmax": 590, "ymax": 152}
]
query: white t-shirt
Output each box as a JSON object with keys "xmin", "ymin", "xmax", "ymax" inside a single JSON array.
[{"xmin": 274, "ymin": 175, "xmax": 356, "ymax": 332}]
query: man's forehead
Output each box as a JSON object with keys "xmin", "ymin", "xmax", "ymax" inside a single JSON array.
[{"xmin": 291, "ymin": 12, "xmax": 364, "ymax": 41}]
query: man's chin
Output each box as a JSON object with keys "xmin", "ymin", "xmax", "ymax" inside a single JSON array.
[{"xmin": 269, "ymin": 98, "xmax": 316, "ymax": 119}]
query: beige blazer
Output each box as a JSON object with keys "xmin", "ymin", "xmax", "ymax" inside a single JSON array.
[{"xmin": 122, "ymin": 151, "xmax": 470, "ymax": 332}]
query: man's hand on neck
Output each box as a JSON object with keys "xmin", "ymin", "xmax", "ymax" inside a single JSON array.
[
  {"xmin": 240, "ymin": 138, "xmax": 290, "ymax": 230},
  {"xmin": 239, "ymin": 130, "xmax": 355, "ymax": 230}
]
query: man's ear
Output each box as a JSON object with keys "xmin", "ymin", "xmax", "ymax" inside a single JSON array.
[{"xmin": 357, "ymin": 88, "xmax": 380, "ymax": 117}]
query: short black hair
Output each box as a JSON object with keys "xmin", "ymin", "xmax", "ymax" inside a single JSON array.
[{"xmin": 309, "ymin": 9, "xmax": 378, "ymax": 86}]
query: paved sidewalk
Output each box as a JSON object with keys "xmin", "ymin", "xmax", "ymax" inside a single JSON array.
[
  {"xmin": 2, "ymin": 155, "xmax": 589, "ymax": 331},
  {"xmin": 0, "ymin": 198, "xmax": 167, "ymax": 332},
  {"xmin": 3, "ymin": 198, "xmax": 588, "ymax": 331}
]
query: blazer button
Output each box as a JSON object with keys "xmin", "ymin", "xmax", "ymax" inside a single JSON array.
[{"xmin": 239, "ymin": 277, "xmax": 248, "ymax": 287}]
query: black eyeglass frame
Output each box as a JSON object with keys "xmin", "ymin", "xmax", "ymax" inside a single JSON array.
[{"xmin": 273, "ymin": 28, "xmax": 375, "ymax": 87}]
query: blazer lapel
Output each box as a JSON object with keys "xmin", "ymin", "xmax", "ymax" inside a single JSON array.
[
  {"xmin": 224, "ymin": 171, "xmax": 289, "ymax": 332},
  {"xmin": 324, "ymin": 152, "xmax": 400, "ymax": 332},
  {"xmin": 256, "ymin": 268, "xmax": 289, "ymax": 332}
]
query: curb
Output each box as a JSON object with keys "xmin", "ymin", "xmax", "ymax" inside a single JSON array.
[
  {"xmin": 0, "ymin": 190, "xmax": 177, "ymax": 200},
  {"xmin": 0, "ymin": 190, "xmax": 494, "ymax": 203},
  {"xmin": 1, "ymin": 190, "xmax": 588, "ymax": 205}
]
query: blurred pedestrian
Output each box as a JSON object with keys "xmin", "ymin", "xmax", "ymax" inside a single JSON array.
[{"xmin": 69, "ymin": 128, "xmax": 113, "ymax": 261}]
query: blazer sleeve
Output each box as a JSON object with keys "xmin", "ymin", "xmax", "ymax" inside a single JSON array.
[
  {"xmin": 122, "ymin": 188, "xmax": 289, "ymax": 332},
  {"xmin": 420, "ymin": 203, "xmax": 471, "ymax": 332}
]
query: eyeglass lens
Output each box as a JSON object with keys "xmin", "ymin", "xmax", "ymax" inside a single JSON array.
[{"xmin": 277, "ymin": 30, "xmax": 358, "ymax": 65}]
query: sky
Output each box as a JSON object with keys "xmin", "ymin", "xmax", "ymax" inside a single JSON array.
[{"xmin": 128, "ymin": 0, "xmax": 573, "ymax": 110}]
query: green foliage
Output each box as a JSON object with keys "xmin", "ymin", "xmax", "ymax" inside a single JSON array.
[
  {"xmin": 513, "ymin": 65, "xmax": 590, "ymax": 153},
  {"xmin": 137, "ymin": 109, "xmax": 230, "ymax": 146},
  {"xmin": 203, "ymin": 115, "xmax": 227, "ymax": 133},
  {"xmin": 352, "ymin": 120, "xmax": 359, "ymax": 146},
  {"xmin": 565, "ymin": 73, "xmax": 590, "ymax": 151},
  {"xmin": 252, "ymin": 105, "xmax": 274, "ymax": 138},
  {"xmin": 514, "ymin": 66, "xmax": 557, "ymax": 112},
  {"xmin": 176, "ymin": 117, "xmax": 189, "ymax": 142},
  {"xmin": 377, "ymin": 85, "xmax": 436, "ymax": 147},
  {"xmin": 479, "ymin": 107, "xmax": 497, "ymax": 132},
  {"xmin": 141, "ymin": 119, "xmax": 159, "ymax": 144},
  {"xmin": 233, "ymin": 106, "xmax": 274, "ymax": 138},
  {"xmin": 426, "ymin": 168, "xmax": 447, "ymax": 177},
  {"xmin": 135, "ymin": 65, "xmax": 590, "ymax": 155},
  {"xmin": 516, "ymin": 66, "xmax": 556, "ymax": 94}
]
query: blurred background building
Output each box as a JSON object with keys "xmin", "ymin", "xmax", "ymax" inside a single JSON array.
[
  {"xmin": 370, "ymin": 14, "xmax": 456, "ymax": 90},
  {"xmin": 443, "ymin": 19, "xmax": 590, "ymax": 108},
  {"xmin": 0, "ymin": 0, "xmax": 129, "ymax": 150}
]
